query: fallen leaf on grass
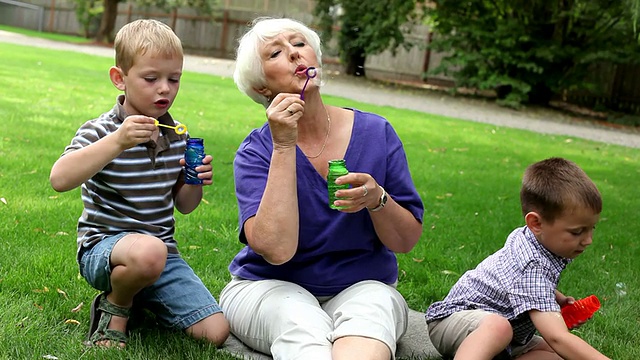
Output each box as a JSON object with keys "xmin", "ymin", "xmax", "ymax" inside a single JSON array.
[
  {"xmin": 34, "ymin": 303, "xmax": 43, "ymax": 310},
  {"xmin": 412, "ymin": 258, "xmax": 424, "ymax": 263},
  {"xmin": 55, "ymin": 231, "xmax": 68, "ymax": 236},
  {"xmin": 16, "ymin": 316, "xmax": 28, "ymax": 328},
  {"xmin": 33, "ymin": 287, "xmax": 50, "ymax": 293},
  {"xmin": 42, "ymin": 355, "xmax": 59, "ymax": 360},
  {"xmin": 56, "ymin": 288, "xmax": 68, "ymax": 299},
  {"xmin": 71, "ymin": 302, "xmax": 83, "ymax": 313},
  {"xmin": 441, "ymin": 270, "xmax": 458, "ymax": 276},
  {"xmin": 201, "ymin": 198, "xmax": 210, "ymax": 204},
  {"xmin": 64, "ymin": 319, "xmax": 80, "ymax": 325},
  {"xmin": 189, "ymin": 245, "xmax": 201, "ymax": 250},
  {"xmin": 0, "ymin": 197, "xmax": 6, "ymax": 205}
]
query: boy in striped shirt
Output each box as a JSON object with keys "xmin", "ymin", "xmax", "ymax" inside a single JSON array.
[{"xmin": 50, "ymin": 19, "xmax": 229, "ymax": 348}]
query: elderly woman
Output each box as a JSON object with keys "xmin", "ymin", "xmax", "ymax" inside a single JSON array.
[{"xmin": 219, "ymin": 17, "xmax": 424, "ymax": 359}]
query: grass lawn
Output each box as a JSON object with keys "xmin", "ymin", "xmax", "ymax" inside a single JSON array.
[{"xmin": 0, "ymin": 37, "xmax": 638, "ymax": 359}]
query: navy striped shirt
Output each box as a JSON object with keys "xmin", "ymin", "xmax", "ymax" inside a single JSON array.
[
  {"xmin": 60, "ymin": 95, "xmax": 188, "ymax": 260},
  {"xmin": 426, "ymin": 226, "xmax": 570, "ymax": 345}
]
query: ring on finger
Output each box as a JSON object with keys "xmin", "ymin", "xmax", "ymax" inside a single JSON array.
[
  {"xmin": 287, "ymin": 107, "xmax": 294, "ymax": 115},
  {"xmin": 362, "ymin": 184, "xmax": 368, "ymax": 197}
]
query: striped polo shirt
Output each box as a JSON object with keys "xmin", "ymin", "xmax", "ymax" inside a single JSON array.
[{"xmin": 60, "ymin": 95, "xmax": 188, "ymax": 260}]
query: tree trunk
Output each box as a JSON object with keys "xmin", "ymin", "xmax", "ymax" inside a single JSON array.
[
  {"xmin": 95, "ymin": 0, "xmax": 119, "ymax": 44},
  {"xmin": 344, "ymin": 50, "xmax": 366, "ymax": 77}
]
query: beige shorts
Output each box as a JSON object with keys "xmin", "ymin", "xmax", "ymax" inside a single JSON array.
[
  {"xmin": 428, "ymin": 309, "xmax": 542, "ymax": 358},
  {"xmin": 220, "ymin": 277, "xmax": 408, "ymax": 360}
]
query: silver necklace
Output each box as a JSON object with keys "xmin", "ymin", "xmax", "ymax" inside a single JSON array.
[{"xmin": 305, "ymin": 107, "xmax": 331, "ymax": 159}]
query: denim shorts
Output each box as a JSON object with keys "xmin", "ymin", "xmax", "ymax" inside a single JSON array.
[{"xmin": 79, "ymin": 233, "xmax": 222, "ymax": 330}]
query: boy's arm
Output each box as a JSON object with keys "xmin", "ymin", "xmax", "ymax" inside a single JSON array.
[
  {"xmin": 530, "ymin": 310, "xmax": 610, "ymax": 359},
  {"xmin": 173, "ymin": 154, "xmax": 212, "ymax": 214},
  {"xmin": 50, "ymin": 116, "xmax": 157, "ymax": 192}
]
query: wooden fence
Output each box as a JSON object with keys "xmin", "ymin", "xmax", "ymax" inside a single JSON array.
[{"xmin": 563, "ymin": 63, "xmax": 640, "ymax": 115}]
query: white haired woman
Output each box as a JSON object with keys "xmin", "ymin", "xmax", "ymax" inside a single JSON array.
[{"xmin": 219, "ymin": 17, "xmax": 424, "ymax": 360}]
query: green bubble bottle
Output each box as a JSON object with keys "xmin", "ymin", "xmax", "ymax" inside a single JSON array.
[{"xmin": 327, "ymin": 159, "xmax": 350, "ymax": 209}]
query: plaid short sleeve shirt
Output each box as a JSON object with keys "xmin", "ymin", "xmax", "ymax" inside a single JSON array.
[{"xmin": 426, "ymin": 226, "xmax": 570, "ymax": 345}]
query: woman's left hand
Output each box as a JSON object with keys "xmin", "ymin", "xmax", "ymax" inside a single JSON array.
[{"xmin": 332, "ymin": 172, "xmax": 381, "ymax": 212}]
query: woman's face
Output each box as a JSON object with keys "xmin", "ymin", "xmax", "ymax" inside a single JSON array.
[{"xmin": 258, "ymin": 31, "xmax": 319, "ymax": 97}]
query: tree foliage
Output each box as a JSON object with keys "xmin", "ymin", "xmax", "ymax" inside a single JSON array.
[
  {"xmin": 72, "ymin": 0, "xmax": 103, "ymax": 38},
  {"xmin": 314, "ymin": 0, "xmax": 427, "ymax": 76},
  {"xmin": 426, "ymin": 0, "xmax": 640, "ymax": 107},
  {"xmin": 628, "ymin": 0, "xmax": 640, "ymax": 41}
]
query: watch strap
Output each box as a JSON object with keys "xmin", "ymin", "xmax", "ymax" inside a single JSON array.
[{"xmin": 369, "ymin": 186, "xmax": 387, "ymax": 212}]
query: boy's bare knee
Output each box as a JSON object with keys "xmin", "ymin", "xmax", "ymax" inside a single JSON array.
[
  {"xmin": 110, "ymin": 235, "xmax": 167, "ymax": 287},
  {"xmin": 187, "ymin": 312, "xmax": 230, "ymax": 347},
  {"xmin": 478, "ymin": 314, "xmax": 512, "ymax": 339}
]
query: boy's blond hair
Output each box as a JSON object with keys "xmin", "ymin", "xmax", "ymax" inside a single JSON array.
[
  {"xmin": 114, "ymin": 19, "xmax": 183, "ymax": 74},
  {"xmin": 520, "ymin": 157, "xmax": 602, "ymax": 222}
]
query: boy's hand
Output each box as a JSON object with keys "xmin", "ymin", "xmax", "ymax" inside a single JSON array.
[
  {"xmin": 179, "ymin": 154, "xmax": 213, "ymax": 185},
  {"xmin": 557, "ymin": 294, "xmax": 576, "ymax": 308},
  {"xmin": 116, "ymin": 115, "xmax": 157, "ymax": 149}
]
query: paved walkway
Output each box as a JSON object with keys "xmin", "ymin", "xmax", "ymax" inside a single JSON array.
[{"xmin": 1, "ymin": 30, "xmax": 639, "ymax": 149}]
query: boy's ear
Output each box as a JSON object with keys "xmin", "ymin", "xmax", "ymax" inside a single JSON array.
[
  {"xmin": 525, "ymin": 212, "xmax": 543, "ymax": 236},
  {"xmin": 109, "ymin": 66, "xmax": 126, "ymax": 91}
]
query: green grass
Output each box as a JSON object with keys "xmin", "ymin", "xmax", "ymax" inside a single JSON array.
[{"xmin": 0, "ymin": 39, "xmax": 638, "ymax": 359}]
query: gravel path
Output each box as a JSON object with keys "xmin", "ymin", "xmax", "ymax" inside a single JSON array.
[{"xmin": 3, "ymin": 30, "xmax": 638, "ymax": 149}]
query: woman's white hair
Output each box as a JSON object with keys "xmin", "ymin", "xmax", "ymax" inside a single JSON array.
[{"xmin": 233, "ymin": 17, "xmax": 323, "ymax": 108}]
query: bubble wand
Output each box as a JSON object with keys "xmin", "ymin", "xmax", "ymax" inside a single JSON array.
[
  {"xmin": 154, "ymin": 119, "xmax": 187, "ymax": 135},
  {"xmin": 300, "ymin": 67, "xmax": 318, "ymax": 100}
]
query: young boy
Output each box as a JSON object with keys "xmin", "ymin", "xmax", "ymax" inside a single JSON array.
[
  {"xmin": 49, "ymin": 19, "xmax": 229, "ymax": 348},
  {"xmin": 426, "ymin": 157, "xmax": 609, "ymax": 359}
]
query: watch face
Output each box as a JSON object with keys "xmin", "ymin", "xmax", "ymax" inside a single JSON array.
[{"xmin": 380, "ymin": 187, "xmax": 388, "ymax": 207}]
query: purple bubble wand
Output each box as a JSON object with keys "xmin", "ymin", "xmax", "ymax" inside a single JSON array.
[{"xmin": 300, "ymin": 67, "xmax": 318, "ymax": 100}]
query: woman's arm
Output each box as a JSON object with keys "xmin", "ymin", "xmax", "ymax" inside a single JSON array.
[{"xmin": 242, "ymin": 93, "xmax": 304, "ymax": 265}]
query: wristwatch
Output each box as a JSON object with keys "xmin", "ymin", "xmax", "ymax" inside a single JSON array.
[{"xmin": 369, "ymin": 186, "xmax": 388, "ymax": 212}]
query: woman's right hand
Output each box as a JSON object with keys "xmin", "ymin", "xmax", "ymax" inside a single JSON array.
[{"xmin": 266, "ymin": 93, "xmax": 304, "ymax": 152}]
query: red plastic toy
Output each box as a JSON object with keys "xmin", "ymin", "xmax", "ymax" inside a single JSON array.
[{"xmin": 561, "ymin": 295, "xmax": 601, "ymax": 329}]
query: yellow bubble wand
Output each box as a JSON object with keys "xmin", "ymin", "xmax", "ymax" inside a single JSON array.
[{"xmin": 154, "ymin": 119, "xmax": 187, "ymax": 135}]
